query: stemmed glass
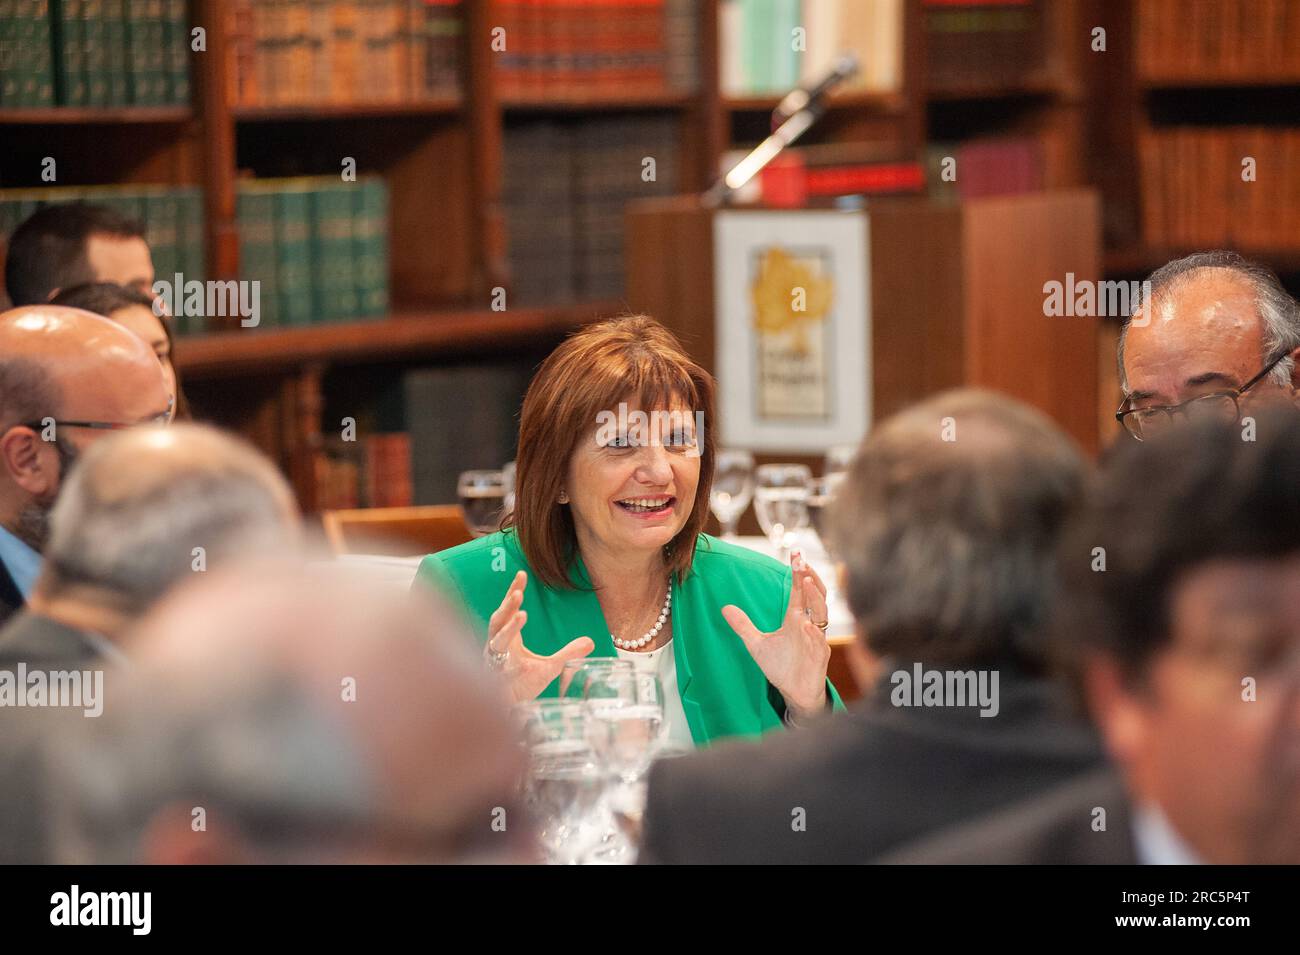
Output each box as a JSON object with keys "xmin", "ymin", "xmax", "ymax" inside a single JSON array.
[
  {"xmin": 709, "ymin": 449, "xmax": 755, "ymax": 539},
  {"xmin": 753, "ymin": 463, "xmax": 812, "ymax": 561},
  {"xmin": 806, "ymin": 472, "xmax": 844, "ymax": 551},
  {"xmin": 457, "ymin": 469, "xmax": 507, "ymax": 537},
  {"xmin": 580, "ymin": 668, "xmax": 665, "ymax": 863},
  {"xmin": 824, "ymin": 443, "xmax": 857, "ymax": 478}
]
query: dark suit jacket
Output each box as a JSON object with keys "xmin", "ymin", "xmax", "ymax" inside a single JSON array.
[
  {"xmin": 0, "ymin": 611, "xmax": 102, "ymax": 864},
  {"xmin": 638, "ymin": 663, "xmax": 1104, "ymax": 864},
  {"xmin": 0, "ymin": 609, "xmax": 103, "ymax": 669},
  {"xmin": 880, "ymin": 769, "xmax": 1139, "ymax": 864},
  {"xmin": 0, "ymin": 557, "xmax": 23, "ymax": 631}
]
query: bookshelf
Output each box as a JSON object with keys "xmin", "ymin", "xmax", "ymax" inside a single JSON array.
[{"xmin": 11, "ymin": 0, "xmax": 1270, "ymax": 504}]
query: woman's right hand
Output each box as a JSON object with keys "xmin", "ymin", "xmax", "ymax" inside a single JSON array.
[{"xmin": 487, "ymin": 570, "xmax": 594, "ymax": 702}]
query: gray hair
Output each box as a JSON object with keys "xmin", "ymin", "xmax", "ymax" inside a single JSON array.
[
  {"xmin": 1119, "ymin": 251, "xmax": 1300, "ymax": 394},
  {"xmin": 826, "ymin": 389, "xmax": 1087, "ymax": 671},
  {"xmin": 43, "ymin": 423, "xmax": 297, "ymax": 613},
  {"xmin": 0, "ymin": 357, "xmax": 61, "ymax": 430}
]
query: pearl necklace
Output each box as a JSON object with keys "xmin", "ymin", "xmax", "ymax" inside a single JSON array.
[{"xmin": 611, "ymin": 582, "xmax": 672, "ymax": 651}]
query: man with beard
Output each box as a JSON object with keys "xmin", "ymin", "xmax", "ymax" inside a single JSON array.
[{"xmin": 0, "ymin": 305, "xmax": 170, "ymax": 628}]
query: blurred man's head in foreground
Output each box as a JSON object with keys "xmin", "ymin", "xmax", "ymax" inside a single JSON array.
[
  {"xmin": 1058, "ymin": 409, "xmax": 1300, "ymax": 863},
  {"xmin": 827, "ymin": 388, "xmax": 1087, "ymax": 679},
  {"xmin": 46, "ymin": 563, "xmax": 530, "ymax": 864},
  {"xmin": 31, "ymin": 423, "xmax": 299, "ymax": 638}
]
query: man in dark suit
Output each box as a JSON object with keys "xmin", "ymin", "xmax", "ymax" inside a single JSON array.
[
  {"xmin": 638, "ymin": 390, "xmax": 1105, "ymax": 864},
  {"xmin": 886, "ymin": 410, "xmax": 1300, "ymax": 865},
  {"xmin": 0, "ymin": 305, "xmax": 170, "ymax": 629}
]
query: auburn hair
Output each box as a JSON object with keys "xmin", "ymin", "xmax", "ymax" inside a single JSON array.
[{"xmin": 508, "ymin": 315, "xmax": 717, "ymax": 589}]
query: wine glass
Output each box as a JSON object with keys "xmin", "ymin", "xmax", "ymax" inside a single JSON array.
[
  {"xmin": 806, "ymin": 472, "xmax": 844, "ymax": 551},
  {"xmin": 580, "ymin": 669, "xmax": 665, "ymax": 864},
  {"xmin": 457, "ymin": 469, "xmax": 507, "ymax": 537},
  {"xmin": 501, "ymin": 460, "xmax": 517, "ymax": 523},
  {"xmin": 753, "ymin": 463, "xmax": 812, "ymax": 560},
  {"xmin": 824, "ymin": 443, "xmax": 858, "ymax": 478},
  {"xmin": 515, "ymin": 700, "xmax": 611, "ymax": 865},
  {"xmin": 710, "ymin": 449, "xmax": 755, "ymax": 538}
]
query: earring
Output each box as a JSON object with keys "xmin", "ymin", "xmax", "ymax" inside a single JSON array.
[{"xmin": 558, "ymin": 490, "xmax": 569, "ymax": 504}]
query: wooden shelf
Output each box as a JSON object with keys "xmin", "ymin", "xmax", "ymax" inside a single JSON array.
[
  {"xmin": 1139, "ymin": 76, "xmax": 1300, "ymax": 91},
  {"xmin": 1105, "ymin": 246, "xmax": 1300, "ymax": 277},
  {"xmin": 175, "ymin": 301, "xmax": 625, "ymax": 378},
  {"xmin": 232, "ymin": 97, "xmax": 462, "ymax": 122},
  {"xmin": 724, "ymin": 90, "xmax": 907, "ymax": 114},
  {"xmin": 926, "ymin": 75, "xmax": 1065, "ymax": 102},
  {"xmin": 500, "ymin": 89, "xmax": 697, "ymax": 112},
  {"xmin": 0, "ymin": 106, "xmax": 192, "ymax": 125}
]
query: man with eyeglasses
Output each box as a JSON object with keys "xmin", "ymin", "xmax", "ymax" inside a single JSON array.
[
  {"xmin": 1116, "ymin": 251, "xmax": 1300, "ymax": 441},
  {"xmin": 0, "ymin": 305, "xmax": 171, "ymax": 628}
]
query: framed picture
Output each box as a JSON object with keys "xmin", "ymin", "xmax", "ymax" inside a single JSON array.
[{"xmin": 713, "ymin": 209, "xmax": 871, "ymax": 452}]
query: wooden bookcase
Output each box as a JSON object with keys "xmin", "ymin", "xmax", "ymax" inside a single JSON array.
[{"xmin": 4, "ymin": 0, "xmax": 1228, "ymax": 503}]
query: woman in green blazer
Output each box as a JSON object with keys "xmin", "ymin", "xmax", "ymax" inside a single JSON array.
[{"xmin": 414, "ymin": 315, "xmax": 841, "ymax": 747}]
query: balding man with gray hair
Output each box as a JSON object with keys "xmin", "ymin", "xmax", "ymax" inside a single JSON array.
[
  {"xmin": 44, "ymin": 563, "xmax": 531, "ymax": 864},
  {"xmin": 639, "ymin": 390, "xmax": 1104, "ymax": 864},
  {"xmin": 1116, "ymin": 251, "xmax": 1300, "ymax": 442},
  {"xmin": 0, "ymin": 423, "xmax": 298, "ymax": 668}
]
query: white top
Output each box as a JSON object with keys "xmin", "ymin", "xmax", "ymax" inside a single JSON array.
[{"xmin": 615, "ymin": 638, "xmax": 695, "ymax": 748}]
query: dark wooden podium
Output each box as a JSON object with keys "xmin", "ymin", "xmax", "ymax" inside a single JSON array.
[{"xmin": 625, "ymin": 189, "xmax": 1103, "ymax": 455}]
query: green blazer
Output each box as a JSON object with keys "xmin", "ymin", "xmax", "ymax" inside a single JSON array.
[{"xmin": 414, "ymin": 529, "xmax": 842, "ymax": 747}]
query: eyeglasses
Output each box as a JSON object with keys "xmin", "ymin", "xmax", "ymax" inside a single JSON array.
[
  {"xmin": 18, "ymin": 397, "xmax": 175, "ymax": 435},
  {"xmin": 1116, "ymin": 351, "xmax": 1289, "ymax": 441}
]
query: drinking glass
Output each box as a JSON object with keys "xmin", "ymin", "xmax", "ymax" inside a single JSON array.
[
  {"xmin": 753, "ymin": 463, "xmax": 812, "ymax": 559},
  {"xmin": 806, "ymin": 472, "xmax": 844, "ymax": 549},
  {"xmin": 457, "ymin": 469, "xmax": 507, "ymax": 537},
  {"xmin": 824, "ymin": 443, "xmax": 857, "ymax": 478},
  {"xmin": 560, "ymin": 658, "xmax": 635, "ymax": 700},
  {"xmin": 515, "ymin": 700, "xmax": 611, "ymax": 865},
  {"xmin": 709, "ymin": 449, "xmax": 755, "ymax": 538}
]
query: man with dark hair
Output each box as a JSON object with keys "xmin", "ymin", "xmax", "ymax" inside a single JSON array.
[
  {"xmin": 1116, "ymin": 251, "xmax": 1300, "ymax": 442},
  {"xmin": 3, "ymin": 202, "xmax": 153, "ymax": 307},
  {"xmin": 888, "ymin": 411, "xmax": 1300, "ymax": 864},
  {"xmin": 637, "ymin": 389, "xmax": 1103, "ymax": 864},
  {"xmin": 0, "ymin": 306, "xmax": 170, "ymax": 628}
]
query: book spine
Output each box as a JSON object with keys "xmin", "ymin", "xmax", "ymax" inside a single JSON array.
[
  {"xmin": 274, "ymin": 182, "xmax": 314, "ymax": 326},
  {"xmin": 354, "ymin": 176, "xmax": 389, "ymax": 317}
]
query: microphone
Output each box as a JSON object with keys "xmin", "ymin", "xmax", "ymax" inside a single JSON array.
[{"xmin": 771, "ymin": 54, "xmax": 860, "ymax": 128}]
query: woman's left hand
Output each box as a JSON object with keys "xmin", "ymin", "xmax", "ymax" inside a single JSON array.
[{"xmin": 722, "ymin": 550, "xmax": 831, "ymax": 721}]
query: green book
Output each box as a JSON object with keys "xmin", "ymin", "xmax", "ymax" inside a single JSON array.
[
  {"xmin": 353, "ymin": 176, "xmax": 389, "ymax": 319},
  {"xmin": 57, "ymin": 0, "xmax": 87, "ymax": 105},
  {"xmin": 310, "ymin": 181, "xmax": 357, "ymax": 323},
  {"xmin": 274, "ymin": 180, "xmax": 314, "ymax": 327},
  {"xmin": 125, "ymin": 0, "xmax": 158, "ymax": 104},
  {"xmin": 161, "ymin": 0, "xmax": 186, "ymax": 105},
  {"xmin": 83, "ymin": 0, "xmax": 109, "ymax": 107},
  {"xmin": 33, "ymin": 0, "xmax": 54, "ymax": 106},
  {"xmin": 102, "ymin": 0, "xmax": 126, "ymax": 104},
  {"xmin": 144, "ymin": 186, "xmax": 181, "ymax": 299},
  {"xmin": 237, "ymin": 182, "xmax": 280, "ymax": 330},
  {"xmin": 178, "ymin": 185, "xmax": 204, "ymax": 313}
]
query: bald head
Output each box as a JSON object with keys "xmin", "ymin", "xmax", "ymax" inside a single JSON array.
[
  {"xmin": 48, "ymin": 564, "xmax": 528, "ymax": 864},
  {"xmin": 41, "ymin": 423, "xmax": 299, "ymax": 614},
  {"xmin": 0, "ymin": 306, "xmax": 171, "ymax": 543},
  {"xmin": 1120, "ymin": 254, "xmax": 1300, "ymax": 413}
]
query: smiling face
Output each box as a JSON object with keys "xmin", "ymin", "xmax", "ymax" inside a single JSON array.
[
  {"xmin": 565, "ymin": 400, "xmax": 701, "ymax": 563},
  {"xmin": 1123, "ymin": 269, "xmax": 1296, "ymax": 414}
]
